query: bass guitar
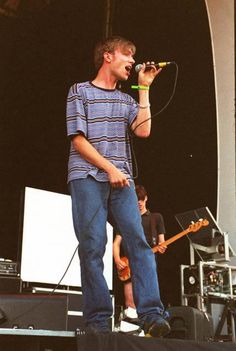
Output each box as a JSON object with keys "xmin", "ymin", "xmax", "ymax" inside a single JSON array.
[{"xmin": 117, "ymin": 219, "xmax": 209, "ymax": 282}]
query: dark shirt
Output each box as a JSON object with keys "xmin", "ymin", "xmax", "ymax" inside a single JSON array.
[{"xmin": 141, "ymin": 210, "xmax": 166, "ymax": 247}]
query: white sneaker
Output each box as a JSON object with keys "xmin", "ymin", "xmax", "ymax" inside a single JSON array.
[
  {"xmin": 123, "ymin": 307, "xmax": 138, "ymax": 319},
  {"xmin": 120, "ymin": 320, "xmax": 140, "ymax": 333}
]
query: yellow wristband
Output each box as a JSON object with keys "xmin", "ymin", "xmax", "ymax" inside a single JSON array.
[{"xmin": 131, "ymin": 85, "xmax": 150, "ymax": 90}]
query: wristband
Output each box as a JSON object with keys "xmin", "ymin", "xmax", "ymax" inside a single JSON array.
[
  {"xmin": 139, "ymin": 103, "xmax": 151, "ymax": 109},
  {"xmin": 131, "ymin": 85, "xmax": 150, "ymax": 90}
]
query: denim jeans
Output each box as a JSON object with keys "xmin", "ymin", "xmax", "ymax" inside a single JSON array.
[{"xmin": 69, "ymin": 177, "xmax": 164, "ymax": 330}]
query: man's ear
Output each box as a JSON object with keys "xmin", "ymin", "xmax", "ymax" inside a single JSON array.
[{"xmin": 104, "ymin": 52, "xmax": 112, "ymax": 63}]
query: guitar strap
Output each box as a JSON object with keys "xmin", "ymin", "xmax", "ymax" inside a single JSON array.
[{"xmin": 150, "ymin": 213, "xmax": 158, "ymax": 247}]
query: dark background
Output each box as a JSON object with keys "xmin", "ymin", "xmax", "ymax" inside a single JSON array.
[{"xmin": 0, "ymin": 0, "xmax": 217, "ymax": 307}]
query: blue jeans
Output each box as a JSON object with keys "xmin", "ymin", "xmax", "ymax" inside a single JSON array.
[{"xmin": 69, "ymin": 177, "xmax": 164, "ymax": 330}]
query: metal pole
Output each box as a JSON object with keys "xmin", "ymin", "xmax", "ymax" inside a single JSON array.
[{"xmin": 104, "ymin": 0, "xmax": 113, "ymax": 38}]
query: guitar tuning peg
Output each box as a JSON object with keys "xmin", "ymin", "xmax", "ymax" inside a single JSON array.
[
  {"xmin": 199, "ymin": 218, "xmax": 203, "ymax": 221},
  {"xmin": 191, "ymin": 221, "xmax": 194, "ymax": 224}
]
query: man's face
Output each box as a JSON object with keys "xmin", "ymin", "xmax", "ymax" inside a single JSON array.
[
  {"xmin": 138, "ymin": 196, "xmax": 148, "ymax": 214},
  {"xmin": 107, "ymin": 47, "xmax": 135, "ymax": 81}
]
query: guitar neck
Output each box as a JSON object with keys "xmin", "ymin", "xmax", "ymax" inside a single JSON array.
[{"xmin": 152, "ymin": 228, "xmax": 190, "ymax": 254}]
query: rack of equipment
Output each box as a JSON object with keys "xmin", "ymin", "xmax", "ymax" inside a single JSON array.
[{"xmin": 175, "ymin": 207, "xmax": 236, "ymax": 342}]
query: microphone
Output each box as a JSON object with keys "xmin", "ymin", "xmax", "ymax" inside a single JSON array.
[{"xmin": 135, "ymin": 62, "xmax": 175, "ymax": 73}]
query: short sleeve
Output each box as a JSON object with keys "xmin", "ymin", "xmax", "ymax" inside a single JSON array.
[
  {"xmin": 155, "ymin": 213, "xmax": 166, "ymax": 234},
  {"xmin": 66, "ymin": 84, "xmax": 87, "ymax": 138}
]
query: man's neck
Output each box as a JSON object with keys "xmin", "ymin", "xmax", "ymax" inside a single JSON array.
[
  {"xmin": 92, "ymin": 68, "xmax": 118, "ymax": 90},
  {"xmin": 140, "ymin": 207, "xmax": 148, "ymax": 215}
]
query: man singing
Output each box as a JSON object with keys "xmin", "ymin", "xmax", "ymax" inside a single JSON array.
[{"xmin": 66, "ymin": 35, "xmax": 170, "ymax": 337}]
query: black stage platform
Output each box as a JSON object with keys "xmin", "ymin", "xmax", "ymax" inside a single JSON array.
[{"xmin": 0, "ymin": 329, "xmax": 235, "ymax": 351}]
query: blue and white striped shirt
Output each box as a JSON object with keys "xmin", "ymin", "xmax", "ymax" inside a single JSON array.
[{"xmin": 66, "ymin": 81, "xmax": 138, "ymax": 183}]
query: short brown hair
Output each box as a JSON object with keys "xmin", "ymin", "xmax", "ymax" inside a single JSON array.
[
  {"xmin": 94, "ymin": 35, "xmax": 136, "ymax": 71},
  {"xmin": 135, "ymin": 185, "xmax": 147, "ymax": 200}
]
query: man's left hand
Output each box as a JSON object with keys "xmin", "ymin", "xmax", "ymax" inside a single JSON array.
[{"xmin": 156, "ymin": 244, "xmax": 167, "ymax": 254}]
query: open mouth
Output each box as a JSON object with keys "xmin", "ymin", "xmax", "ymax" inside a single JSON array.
[{"xmin": 125, "ymin": 65, "xmax": 132, "ymax": 73}]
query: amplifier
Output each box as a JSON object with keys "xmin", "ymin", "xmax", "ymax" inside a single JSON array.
[
  {"xmin": 31, "ymin": 286, "xmax": 114, "ymax": 331},
  {"xmin": 0, "ymin": 260, "xmax": 18, "ymax": 275},
  {"xmin": 0, "ymin": 276, "xmax": 22, "ymax": 293},
  {"xmin": 0, "ymin": 294, "xmax": 68, "ymax": 330}
]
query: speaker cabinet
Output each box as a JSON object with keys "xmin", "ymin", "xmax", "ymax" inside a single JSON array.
[
  {"xmin": 0, "ymin": 294, "xmax": 68, "ymax": 330},
  {"xmin": 0, "ymin": 276, "xmax": 22, "ymax": 293},
  {"xmin": 166, "ymin": 306, "xmax": 214, "ymax": 341},
  {"xmin": 31, "ymin": 286, "xmax": 114, "ymax": 331}
]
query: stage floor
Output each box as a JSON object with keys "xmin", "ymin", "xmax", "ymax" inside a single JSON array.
[{"xmin": 0, "ymin": 329, "xmax": 236, "ymax": 351}]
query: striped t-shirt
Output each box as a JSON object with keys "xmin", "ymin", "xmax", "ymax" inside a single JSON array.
[{"xmin": 66, "ymin": 81, "xmax": 139, "ymax": 183}]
